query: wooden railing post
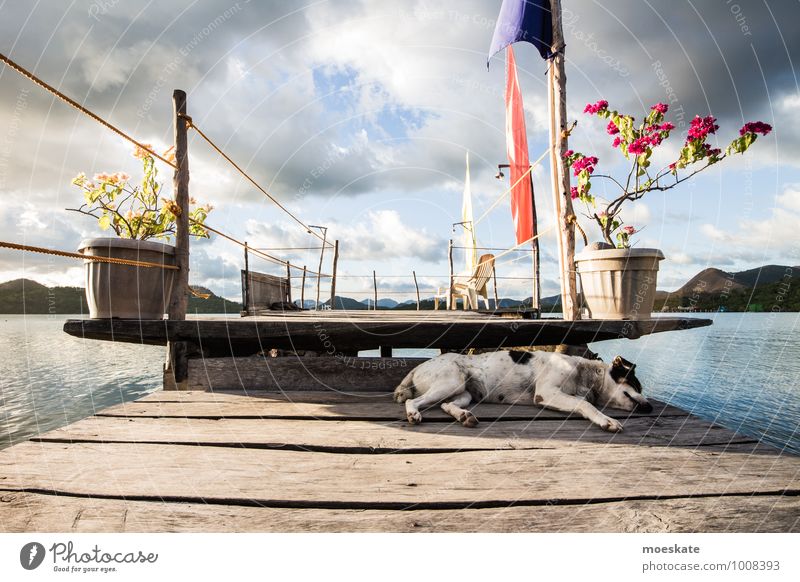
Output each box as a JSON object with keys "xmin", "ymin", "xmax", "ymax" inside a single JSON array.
[
  {"xmin": 330, "ymin": 240, "xmax": 339, "ymax": 310},
  {"xmin": 447, "ymin": 239, "xmax": 454, "ymax": 310},
  {"xmin": 165, "ymin": 88, "xmax": 190, "ymax": 390},
  {"xmin": 413, "ymin": 270, "xmax": 420, "ymax": 311}
]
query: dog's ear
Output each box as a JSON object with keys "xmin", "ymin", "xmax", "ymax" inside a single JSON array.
[{"xmin": 612, "ymin": 356, "xmax": 623, "ymax": 368}]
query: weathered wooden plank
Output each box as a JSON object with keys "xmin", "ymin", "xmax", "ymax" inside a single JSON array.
[
  {"xmin": 63, "ymin": 316, "xmax": 712, "ymax": 353},
  {"xmin": 188, "ymin": 357, "xmax": 425, "ymax": 391},
  {"xmin": 2, "ymin": 442, "xmax": 798, "ymax": 505},
  {"xmin": 95, "ymin": 395, "xmax": 687, "ymax": 422},
  {"xmin": 2, "ymin": 491, "xmax": 797, "ymax": 532},
  {"xmin": 33, "ymin": 415, "xmax": 753, "ymax": 451}
]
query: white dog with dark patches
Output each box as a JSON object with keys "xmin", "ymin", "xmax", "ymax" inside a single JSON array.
[{"xmin": 393, "ymin": 350, "xmax": 652, "ymax": 432}]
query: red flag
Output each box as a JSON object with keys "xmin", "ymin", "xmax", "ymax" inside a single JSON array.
[{"xmin": 505, "ymin": 45, "xmax": 534, "ymax": 244}]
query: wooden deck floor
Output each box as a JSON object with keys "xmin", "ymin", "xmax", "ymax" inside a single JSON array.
[{"xmin": 1, "ymin": 390, "xmax": 798, "ymax": 532}]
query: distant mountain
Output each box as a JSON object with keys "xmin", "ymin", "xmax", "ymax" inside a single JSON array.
[
  {"xmin": 0, "ymin": 279, "xmax": 241, "ymax": 314},
  {"xmin": 0, "ymin": 279, "xmax": 88, "ymax": 314},
  {"xmin": 325, "ymin": 295, "xmax": 368, "ymax": 310}
]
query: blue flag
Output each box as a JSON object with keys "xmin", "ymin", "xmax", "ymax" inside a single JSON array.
[{"xmin": 488, "ymin": 0, "xmax": 553, "ymax": 67}]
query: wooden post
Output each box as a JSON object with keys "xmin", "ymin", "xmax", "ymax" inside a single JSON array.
[
  {"xmin": 548, "ymin": 0, "xmax": 579, "ymax": 320},
  {"xmin": 412, "ymin": 270, "xmax": 420, "ymax": 311},
  {"xmin": 493, "ymin": 266, "xmax": 499, "ymax": 309},
  {"xmin": 372, "ymin": 270, "xmax": 378, "ymax": 311},
  {"xmin": 314, "ymin": 228, "xmax": 327, "ymax": 310},
  {"xmin": 243, "ymin": 242, "xmax": 250, "ymax": 312},
  {"xmin": 330, "ymin": 240, "xmax": 339, "ymax": 310},
  {"xmin": 164, "ymin": 89, "xmax": 191, "ymax": 391},
  {"xmin": 285, "ymin": 262, "xmax": 292, "ymax": 305},
  {"xmin": 447, "ymin": 238, "xmax": 454, "ymax": 310},
  {"xmin": 529, "ymin": 176, "xmax": 541, "ymax": 312},
  {"xmin": 300, "ymin": 266, "xmax": 307, "ymax": 309}
]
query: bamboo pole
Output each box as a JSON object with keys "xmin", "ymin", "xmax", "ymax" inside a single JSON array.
[
  {"xmin": 548, "ymin": 0, "xmax": 579, "ymax": 320},
  {"xmin": 330, "ymin": 240, "xmax": 339, "ymax": 310},
  {"xmin": 413, "ymin": 270, "xmax": 420, "ymax": 311},
  {"xmin": 529, "ymin": 175, "xmax": 541, "ymax": 312}
]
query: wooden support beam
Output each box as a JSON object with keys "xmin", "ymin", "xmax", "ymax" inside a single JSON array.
[
  {"xmin": 165, "ymin": 89, "xmax": 190, "ymax": 390},
  {"xmin": 447, "ymin": 238, "xmax": 454, "ymax": 310},
  {"xmin": 301, "ymin": 265, "xmax": 307, "ymax": 309}
]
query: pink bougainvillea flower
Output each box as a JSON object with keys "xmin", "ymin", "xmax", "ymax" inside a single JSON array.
[
  {"xmin": 739, "ymin": 121, "xmax": 772, "ymax": 136},
  {"xmin": 621, "ymin": 225, "xmax": 637, "ymax": 235},
  {"xmin": 571, "ymin": 155, "xmax": 599, "ymax": 176},
  {"xmin": 563, "ymin": 149, "xmax": 574, "ymax": 159},
  {"xmin": 606, "ymin": 121, "xmax": 619, "ymax": 135},
  {"xmin": 628, "ymin": 137, "xmax": 651, "ymax": 155},
  {"xmin": 660, "ymin": 122, "xmax": 675, "ymax": 132},
  {"xmin": 612, "ymin": 136, "xmax": 622, "ymax": 148},
  {"xmin": 650, "ymin": 103, "xmax": 669, "ymax": 114},
  {"xmin": 133, "ymin": 144, "xmax": 154, "ymax": 160},
  {"xmin": 570, "ymin": 186, "xmax": 580, "ymax": 199},
  {"xmin": 584, "ymin": 100, "xmax": 609, "ymax": 115},
  {"xmin": 686, "ymin": 115, "xmax": 719, "ymax": 141}
]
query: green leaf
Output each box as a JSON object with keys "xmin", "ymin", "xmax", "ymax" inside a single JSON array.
[{"xmin": 98, "ymin": 214, "xmax": 111, "ymax": 230}]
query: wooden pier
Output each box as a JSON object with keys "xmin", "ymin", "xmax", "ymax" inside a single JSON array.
[{"xmin": 1, "ymin": 388, "xmax": 798, "ymax": 532}]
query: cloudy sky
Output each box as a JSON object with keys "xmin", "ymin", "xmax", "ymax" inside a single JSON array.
[{"xmin": 0, "ymin": 0, "xmax": 798, "ymax": 302}]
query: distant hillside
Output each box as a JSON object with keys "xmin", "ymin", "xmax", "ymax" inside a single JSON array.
[
  {"xmin": 0, "ymin": 279, "xmax": 88, "ymax": 314},
  {"xmin": 0, "ymin": 279, "xmax": 241, "ymax": 314},
  {"xmin": 657, "ymin": 265, "xmax": 797, "ymax": 312}
]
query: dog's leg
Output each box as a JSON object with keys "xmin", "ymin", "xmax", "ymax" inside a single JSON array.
[
  {"xmin": 405, "ymin": 379, "xmax": 465, "ymax": 425},
  {"xmin": 440, "ymin": 391, "xmax": 478, "ymax": 427},
  {"xmin": 535, "ymin": 389, "xmax": 624, "ymax": 432}
]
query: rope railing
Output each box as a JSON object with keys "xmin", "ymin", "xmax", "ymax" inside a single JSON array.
[
  {"xmin": 195, "ymin": 219, "xmax": 331, "ymax": 278},
  {"xmin": 0, "ymin": 53, "xmax": 178, "ymax": 169},
  {"xmin": 180, "ymin": 114, "xmax": 332, "ymax": 248},
  {"xmin": 0, "ymin": 241, "xmax": 179, "ymax": 269}
]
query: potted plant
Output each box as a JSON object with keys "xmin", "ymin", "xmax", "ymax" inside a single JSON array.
[
  {"xmin": 565, "ymin": 100, "xmax": 771, "ymax": 319},
  {"xmin": 69, "ymin": 145, "xmax": 212, "ymax": 319}
]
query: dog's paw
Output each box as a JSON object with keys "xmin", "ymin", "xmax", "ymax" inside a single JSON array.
[
  {"xmin": 407, "ymin": 410, "xmax": 422, "ymax": 425},
  {"xmin": 601, "ymin": 417, "xmax": 624, "ymax": 433},
  {"xmin": 459, "ymin": 411, "xmax": 479, "ymax": 428}
]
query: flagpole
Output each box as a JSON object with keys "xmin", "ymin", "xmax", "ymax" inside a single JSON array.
[
  {"xmin": 548, "ymin": 0, "xmax": 579, "ymax": 320},
  {"xmin": 529, "ymin": 176, "xmax": 541, "ymax": 312}
]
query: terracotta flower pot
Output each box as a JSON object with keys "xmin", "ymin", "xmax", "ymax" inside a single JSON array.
[
  {"xmin": 574, "ymin": 247, "xmax": 665, "ymax": 320},
  {"xmin": 78, "ymin": 238, "xmax": 176, "ymax": 319}
]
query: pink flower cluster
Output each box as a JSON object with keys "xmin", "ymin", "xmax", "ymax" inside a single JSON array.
[
  {"xmin": 650, "ymin": 103, "xmax": 669, "ymax": 114},
  {"xmin": 621, "ymin": 225, "xmax": 637, "ymax": 235},
  {"xmin": 606, "ymin": 121, "xmax": 619, "ymax": 135},
  {"xmin": 612, "ymin": 136, "xmax": 622, "ymax": 148},
  {"xmin": 739, "ymin": 121, "xmax": 772, "ymax": 136},
  {"xmin": 570, "ymin": 186, "xmax": 580, "ymax": 199},
  {"xmin": 571, "ymin": 155, "xmax": 598, "ymax": 176},
  {"xmin": 584, "ymin": 100, "xmax": 609, "ymax": 115},
  {"xmin": 687, "ymin": 115, "xmax": 719, "ymax": 141}
]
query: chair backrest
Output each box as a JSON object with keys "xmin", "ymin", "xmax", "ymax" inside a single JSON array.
[{"xmin": 469, "ymin": 254, "xmax": 495, "ymax": 291}]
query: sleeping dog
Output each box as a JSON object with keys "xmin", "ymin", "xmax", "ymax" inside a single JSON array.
[{"xmin": 393, "ymin": 350, "xmax": 652, "ymax": 432}]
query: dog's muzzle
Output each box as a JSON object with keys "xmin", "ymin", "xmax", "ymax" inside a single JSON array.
[{"xmin": 626, "ymin": 393, "xmax": 653, "ymax": 413}]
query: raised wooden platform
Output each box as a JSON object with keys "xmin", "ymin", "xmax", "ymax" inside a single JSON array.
[
  {"xmin": 63, "ymin": 313, "xmax": 712, "ymax": 355},
  {"xmin": 1, "ymin": 390, "xmax": 798, "ymax": 532}
]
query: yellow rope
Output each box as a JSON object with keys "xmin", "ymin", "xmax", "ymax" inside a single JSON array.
[
  {"xmin": 473, "ymin": 147, "xmax": 551, "ymax": 227},
  {"xmin": 0, "ymin": 52, "xmax": 178, "ymax": 170},
  {"xmin": 181, "ymin": 114, "xmax": 331, "ymax": 247},
  {"xmin": 568, "ymin": 214, "xmax": 589, "ymax": 246},
  {"xmin": 0, "ymin": 241, "xmax": 179, "ymax": 269}
]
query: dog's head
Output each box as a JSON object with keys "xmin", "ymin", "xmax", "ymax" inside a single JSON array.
[{"xmin": 596, "ymin": 356, "xmax": 652, "ymax": 413}]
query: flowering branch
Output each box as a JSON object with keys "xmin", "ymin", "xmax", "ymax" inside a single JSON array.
[{"xmin": 564, "ymin": 100, "xmax": 771, "ymax": 247}]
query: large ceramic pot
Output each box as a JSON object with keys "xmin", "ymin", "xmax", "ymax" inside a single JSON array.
[
  {"xmin": 574, "ymin": 247, "xmax": 665, "ymax": 320},
  {"xmin": 78, "ymin": 238, "xmax": 176, "ymax": 319}
]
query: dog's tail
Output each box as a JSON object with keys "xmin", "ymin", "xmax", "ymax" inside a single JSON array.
[{"xmin": 393, "ymin": 369, "xmax": 416, "ymax": 403}]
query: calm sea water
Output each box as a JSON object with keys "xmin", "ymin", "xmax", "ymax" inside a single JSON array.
[{"xmin": 1, "ymin": 313, "xmax": 798, "ymax": 453}]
